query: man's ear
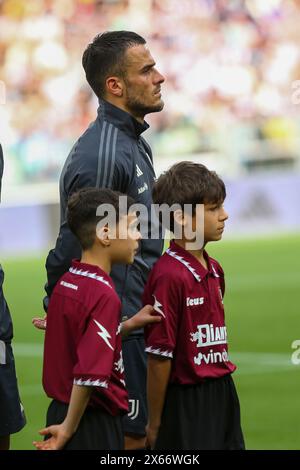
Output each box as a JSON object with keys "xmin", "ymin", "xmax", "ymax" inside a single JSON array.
[
  {"xmin": 96, "ymin": 225, "xmax": 111, "ymax": 247},
  {"xmin": 105, "ymin": 76, "xmax": 124, "ymax": 97}
]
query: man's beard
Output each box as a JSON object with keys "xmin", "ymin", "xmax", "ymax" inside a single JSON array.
[{"xmin": 125, "ymin": 92, "xmax": 164, "ymax": 119}]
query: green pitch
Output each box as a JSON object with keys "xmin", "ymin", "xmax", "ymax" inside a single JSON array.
[{"xmin": 2, "ymin": 234, "xmax": 300, "ymax": 450}]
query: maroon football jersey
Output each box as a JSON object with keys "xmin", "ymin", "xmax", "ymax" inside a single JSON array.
[
  {"xmin": 43, "ymin": 260, "xmax": 128, "ymax": 416},
  {"xmin": 143, "ymin": 241, "xmax": 236, "ymax": 383}
]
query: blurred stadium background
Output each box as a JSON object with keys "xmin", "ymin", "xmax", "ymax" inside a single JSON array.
[{"xmin": 0, "ymin": 0, "xmax": 299, "ymax": 450}]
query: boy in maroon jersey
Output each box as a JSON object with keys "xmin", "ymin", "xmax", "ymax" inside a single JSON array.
[
  {"xmin": 144, "ymin": 162, "xmax": 245, "ymax": 450},
  {"xmin": 33, "ymin": 188, "xmax": 160, "ymax": 450}
]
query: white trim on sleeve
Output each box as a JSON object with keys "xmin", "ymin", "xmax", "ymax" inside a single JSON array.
[
  {"xmin": 73, "ymin": 378, "xmax": 108, "ymax": 388},
  {"xmin": 145, "ymin": 346, "xmax": 173, "ymax": 358}
]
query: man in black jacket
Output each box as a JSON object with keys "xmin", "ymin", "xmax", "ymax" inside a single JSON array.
[
  {"xmin": 0, "ymin": 144, "xmax": 26, "ymax": 449},
  {"xmin": 34, "ymin": 31, "xmax": 165, "ymax": 449}
]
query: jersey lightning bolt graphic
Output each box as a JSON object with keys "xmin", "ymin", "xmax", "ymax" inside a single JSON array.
[
  {"xmin": 93, "ymin": 319, "xmax": 114, "ymax": 350},
  {"xmin": 153, "ymin": 295, "xmax": 165, "ymax": 318}
]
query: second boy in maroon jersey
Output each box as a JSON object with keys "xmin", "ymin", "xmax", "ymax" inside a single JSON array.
[{"xmin": 144, "ymin": 162, "xmax": 244, "ymax": 450}]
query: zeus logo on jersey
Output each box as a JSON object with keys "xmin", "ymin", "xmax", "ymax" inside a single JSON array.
[
  {"xmin": 190, "ymin": 323, "xmax": 227, "ymax": 347},
  {"xmin": 186, "ymin": 297, "xmax": 204, "ymax": 307}
]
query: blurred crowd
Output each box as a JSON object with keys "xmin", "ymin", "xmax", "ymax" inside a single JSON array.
[{"xmin": 1, "ymin": 0, "xmax": 300, "ymax": 185}]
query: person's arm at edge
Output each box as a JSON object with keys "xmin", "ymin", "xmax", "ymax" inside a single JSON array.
[
  {"xmin": 32, "ymin": 301, "xmax": 162, "ymax": 334},
  {"xmin": 146, "ymin": 354, "xmax": 172, "ymax": 450},
  {"xmin": 33, "ymin": 384, "xmax": 92, "ymax": 450},
  {"xmin": 121, "ymin": 304, "xmax": 162, "ymax": 337}
]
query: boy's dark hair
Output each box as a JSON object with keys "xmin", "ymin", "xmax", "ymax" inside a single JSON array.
[
  {"xmin": 152, "ymin": 162, "xmax": 226, "ymax": 232},
  {"xmin": 82, "ymin": 31, "xmax": 146, "ymax": 99},
  {"xmin": 67, "ymin": 188, "xmax": 134, "ymax": 250}
]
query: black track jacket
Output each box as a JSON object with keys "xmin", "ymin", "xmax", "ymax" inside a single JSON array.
[{"xmin": 44, "ymin": 100, "xmax": 163, "ymax": 330}]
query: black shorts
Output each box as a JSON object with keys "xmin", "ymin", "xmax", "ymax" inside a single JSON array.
[
  {"xmin": 122, "ymin": 335, "xmax": 147, "ymax": 436},
  {"xmin": 155, "ymin": 374, "xmax": 245, "ymax": 450},
  {"xmin": 0, "ymin": 341, "xmax": 26, "ymax": 437},
  {"xmin": 46, "ymin": 400, "xmax": 124, "ymax": 450}
]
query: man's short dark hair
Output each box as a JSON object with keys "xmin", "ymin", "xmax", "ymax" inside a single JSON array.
[
  {"xmin": 82, "ymin": 31, "xmax": 146, "ymax": 99},
  {"xmin": 67, "ymin": 187, "xmax": 134, "ymax": 250},
  {"xmin": 152, "ymin": 162, "xmax": 226, "ymax": 232}
]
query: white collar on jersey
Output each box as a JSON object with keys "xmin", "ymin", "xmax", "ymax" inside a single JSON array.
[
  {"xmin": 166, "ymin": 248, "xmax": 220, "ymax": 282},
  {"xmin": 166, "ymin": 248, "xmax": 202, "ymax": 282},
  {"xmin": 69, "ymin": 266, "xmax": 112, "ymax": 288}
]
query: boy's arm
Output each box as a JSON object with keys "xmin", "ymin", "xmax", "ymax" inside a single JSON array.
[
  {"xmin": 31, "ymin": 303, "xmax": 162, "ymax": 333},
  {"xmin": 121, "ymin": 304, "xmax": 161, "ymax": 336},
  {"xmin": 33, "ymin": 384, "xmax": 92, "ymax": 450},
  {"xmin": 146, "ymin": 354, "xmax": 172, "ymax": 450}
]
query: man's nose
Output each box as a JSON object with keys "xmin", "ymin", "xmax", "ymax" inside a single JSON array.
[{"xmin": 154, "ymin": 69, "xmax": 165, "ymax": 84}]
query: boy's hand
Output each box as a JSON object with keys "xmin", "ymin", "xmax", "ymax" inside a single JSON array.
[
  {"xmin": 33, "ymin": 424, "xmax": 72, "ymax": 450},
  {"xmin": 132, "ymin": 304, "xmax": 162, "ymax": 329},
  {"xmin": 32, "ymin": 316, "xmax": 47, "ymax": 330},
  {"xmin": 122, "ymin": 305, "xmax": 161, "ymax": 336}
]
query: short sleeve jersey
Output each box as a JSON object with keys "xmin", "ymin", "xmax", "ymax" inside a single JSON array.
[
  {"xmin": 43, "ymin": 260, "xmax": 128, "ymax": 416},
  {"xmin": 143, "ymin": 241, "xmax": 236, "ymax": 384}
]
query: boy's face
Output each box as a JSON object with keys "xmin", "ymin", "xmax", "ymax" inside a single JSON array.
[
  {"xmin": 191, "ymin": 202, "xmax": 228, "ymax": 245},
  {"xmin": 202, "ymin": 202, "xmax": 228, "ymax": 243},
  {"xmin": 110, "ymin": 212, "xmax": 141, "ymax": 264}
]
